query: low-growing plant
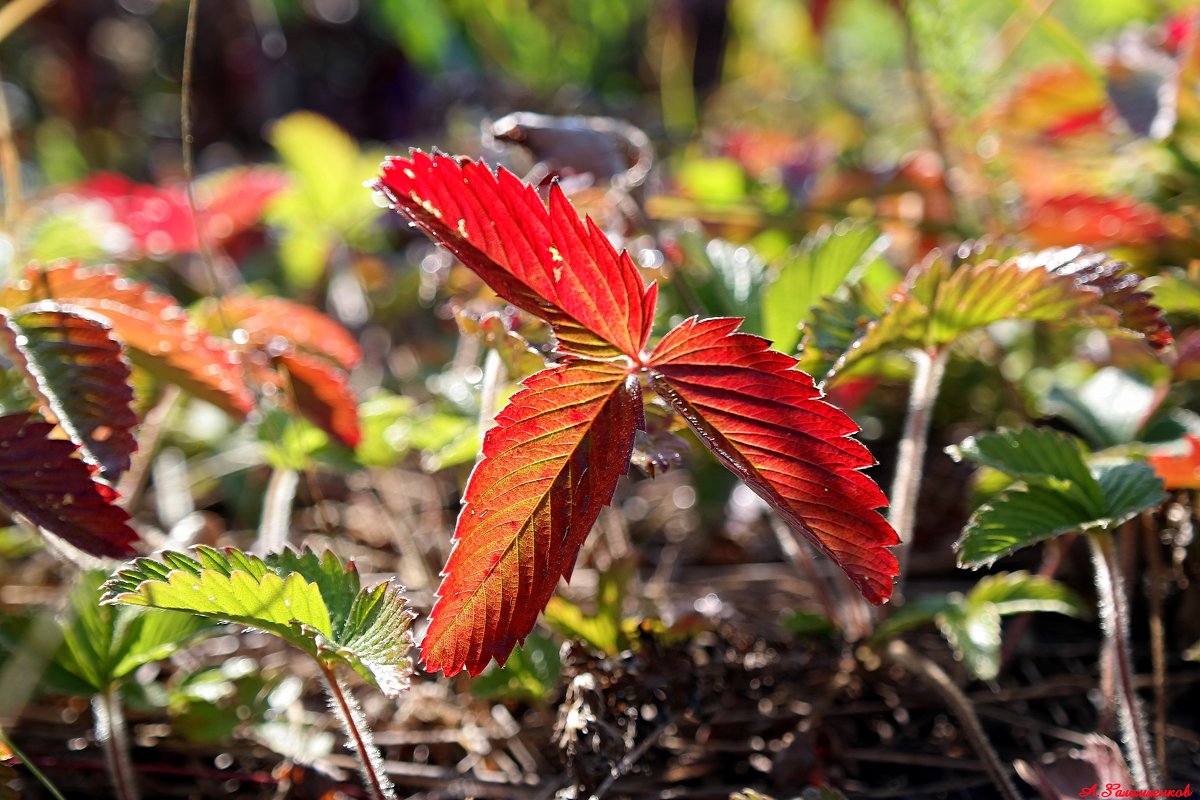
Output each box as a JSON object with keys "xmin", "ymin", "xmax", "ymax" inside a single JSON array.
[{"xmin": 100, "ymin": 546, "xmax": 415, "ymax": 800}]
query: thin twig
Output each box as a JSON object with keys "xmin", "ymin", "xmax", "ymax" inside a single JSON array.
[
  {"xmin": 0, "ymin": 63, "xmax": 22, "ymax": 231},
  {"xmin": 0, "ymin": 726, "xmax": 67, "ymax": 800},
  {"xmin": 0, "ymin": 0, "xmax": 54, "ymax": 45},
  {"xmin": 588, "ymin": 720, "xmax": 669, "ymax": 800},
  {"xmin": 180, "ymin": 0, "xmax": 238, "ymax": 296},
  {"xmin": 884, "ymin": 640, "xmax": 1023, "ymax": 800},
  {"xmin": 116, "ymin": 385, "xmax": 182, "ymax": 511},
  {"xmin": 896, "ymin": 1, "xmax": 977, "ymax": 233}
]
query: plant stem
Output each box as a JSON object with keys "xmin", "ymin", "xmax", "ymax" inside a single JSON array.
[
  {"xmin": 256, "ymin": 466, "xmax": 299, "ymax": 554},
  {"xmin": 92, "ymin": 685, "xmax": 139, "ymax": 800},
  {"xmin": 884, "ymin": 640, "xmax": 1022, "ymax": 800},
  {"xmin": 317, "ymin": 661, "xmax": 394, "ymax": 800},
  {"xmin": 1088, "ymin": 532, "xmax": 1160, "ymax": 789},
  {"xmin": 888, "ymin": 346, "xmax": 948, "ymax": 597},
  {"xmin": 1141, "ymin": 513, "xmax": 1169, "ymax": 778},
  {"xmin": 0, "ymin": 725, "xmax": 67, "ymax": 800}
]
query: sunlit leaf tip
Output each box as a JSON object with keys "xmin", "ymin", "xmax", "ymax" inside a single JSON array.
[{"xmin": 373, "ymin": 151, "xmax": 657, "ymax": 360}]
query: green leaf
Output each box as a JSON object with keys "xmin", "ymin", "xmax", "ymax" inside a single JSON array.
[
  {"xmin": 827, "ymin": 247, "xmax": 1170, "ymax": 385},
  {"xmin": 935, "ymin": 601, "xmax": 1002, "ymax": 680},
  {"xmin": 952, "ymin": 428, "xmax": 1166, "ymax": 567},
  {"xmin": 965, "ymin": 571, "xmax": 1088, "ymax": 619},
  {"xmin": 1041, "ymin": 367, "xmax": 1157, "ymax": 448},
  {"xmin": 56, "ymin": 570, "xmax": 215, "ymax": 693},
  {"xmin": 470, "ymin": 632, "xmax": 562, "ymax": 703},
  {"xmin": 101, "ymin": 546, "xmax": 416, "ymax": 697},
  {"xmin": 266, "ymin": 112, "xmax": 386, "ymax": 289},
  {"xmin": 1144, "ymin": 267, "xmax": 1200, "ymax": 315},
  {"xmin": 543, "ymin": 563, "xmax": 632, "ymax": 656},
  {"xmin": 869, "ymin": 595, "xmax": 953, "ymax": 644},
  {"xmin": 948, "ymin": 427, "xmax": 1102, "ymax": 510},
  {"xmin": 763, "ymin": 223, "xmax": 886, "ymax": 354},
  {"xmin": 876, "ymin": 572, "xmax": 1086, "ymax": 679},
  {"xmin": 795, "ymin": 282, "xmax": 892, "ymax": 385}
]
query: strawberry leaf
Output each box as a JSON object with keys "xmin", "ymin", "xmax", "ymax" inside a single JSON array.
[
  {"xmin": 646, "ymin": 317, "xmax": 898, "ymax": 604},
  {"xmin": 276, "ymin": 350, "xmax": 361, "ymax": 448},
  {"xmin": 0, "ymin": 302, "xmax": 137, "ymax": 480},
  {"xmin": 101, "ymin": 546, "xmax": 416, "ymax": 697},
  {"xmin": 374, "ymin": 152, "xmax": 657, "ymax": 359},
  {"xmin": 0, "ymin": 412, "xmax": 138, "ymax": 557},
  {"xmin": 950, "ymin": 428, "xmax": 1165, "ymax": 567},
  {"xmin": 209, "ymin": 294, "xmax": 362, "ymax": 372},
  {"xmin": 762, "ymin": 223, "xmax": 885, "ymax": 354},
  {"xmin": 56, "ymin": 570, "xmax": 216, "ymax": 693},
  {"xmin": 2, "ymin": 264, "xmax": 254, "ymax": 418},
  {"xmin": 1148, "ymin": 434, "xmax": 1200, "ymax": 489},
  {"xmin": 828, "ymin": 246, "xmax": 1171, "ymax": 384},
  {"xmin": 1023, "ymin": 194, "xmax": 1168, "ymax": 250},
  {"xmin": 420, "ymin": 361, "xmax": 641, "ymax": 676}
]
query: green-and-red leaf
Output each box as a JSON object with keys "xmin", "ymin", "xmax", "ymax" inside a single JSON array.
[
  {"xmin": 0, "ymin": 302, "xmax": 137, "ymax": 480},
  {"xmin": 421, "ymin": 361, "xmax": 641, "ymax": 676},
  {"xmin": 827, "ymin": 245, "xmax": 1172, "ymax": 384},
  {"xmin": 0, "ymin": 412, "xmax": 137, "ymax": 557},
  {"xmin": 2, "ymin": 264, "xmax": 254, "ymax": 417},
  {"xmin": 647, "ymin": 316, "xmax": 898, "ymax": 603},
  {"xmin": 374, "ymin": 152, "xmax": 657, "ymax": 359}
]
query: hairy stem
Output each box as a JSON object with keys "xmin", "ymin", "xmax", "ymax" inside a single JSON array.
[
  {"xmin": 1088, "ymin": 532, "xmax": 1160, "ymax": 789},
  {"xmin": 888, "ymin": 347, "xmax": 948, "ymax": 596},
  {"xmin": 1141, "ymin": 513, "xmax": 1168, "ymax": 778},
  {"xmin": 477, "ymin": 347, "xmax": 505, "ymax": 436},
  {"xmin": 317, "ymin": 661, "xmax": 394, "ymax": 800},
  {"xmin": 93, "ymin": 685, "xmax": 139, "ymax": 800},
  {"xmin": 256, "ymin": 466, "xmax": 299, "ymax": 554},
  {"xmin": 884, "ymin": 640, "xmax": 1022, "ymax": 800}
]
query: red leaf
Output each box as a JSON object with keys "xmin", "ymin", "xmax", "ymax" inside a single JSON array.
[
  {"xmin": 2, "ymin": 264, "xmax": 254, "ymax": 417},
  {"xmin": 276, "ymin": 350, "xmax": 361, "ymax": 448},
  {"xmin": 72, "ymin": 168, "xmax": 287, "ymax": 257},
  {"xmin": 646, "ymin": 317, "xmax": 898, "ymax": 603},
  {"xmin": 1148, "ymin": 434, "xmax": 1200, "ymax": 489},
  {"xmin": 374, "ymin": 152, "xmax": 657, "ymax": 359},
  {"xmin": 420, "ymin": 361, "xmax": 641, "ymax": 676},
  {"xmin": 1022, "ymin": 194, "xmax": 1168, "ymax": 249},
  {"xmin": 0, "ymin": 412, "xmax": 138, "ymax": 557},
  {"xmin": 0, "ymin": 302, "xmax": 138, "ymax": 480},
  {"xmin": 211, "ymin": 294, "xmax": 362, "ymax": 371}
]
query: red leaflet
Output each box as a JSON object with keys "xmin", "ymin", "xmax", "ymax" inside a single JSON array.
[
  {"xmin": 421, "ymin": 362, "xmax": 641, "ymax": 676},
  {"xmin": 1148, "ymin": 435, "xmax": 1200, "ymax": 489},
  {"xmin": 2, "ymin": 264, "xmax": 254, "ymax": 418},
  {"xmin": 1023, "ymin": 194, "xmax": 1168, "ymax": 250},
  {"xmin": 207, "ymin": 294, "xmax": 361, "ymax": 446},
  {"xmin": 0, "ymin": 412, "xmax": 138, "ymax": 557},
  {"xmin": 0, "ymin": 303, "xmax": 138, "ymax": 480},
  {"xmin": 647, "ymin": 317, "xmax": 898, "ymax": 603},
  {"xmin": 374, "ymin": 152, "xmax": 657, "ymax": 359},
  {"xmin": 276, "ymin": 350, "xmax": 361, "ymax": 448},
  {"xmin": 71, "ymin": 168, "xmax": 287, "ymax": 258},
  {"xmin": 212, "ymin": 294, "xmax": 362, "ymax": 371}
]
